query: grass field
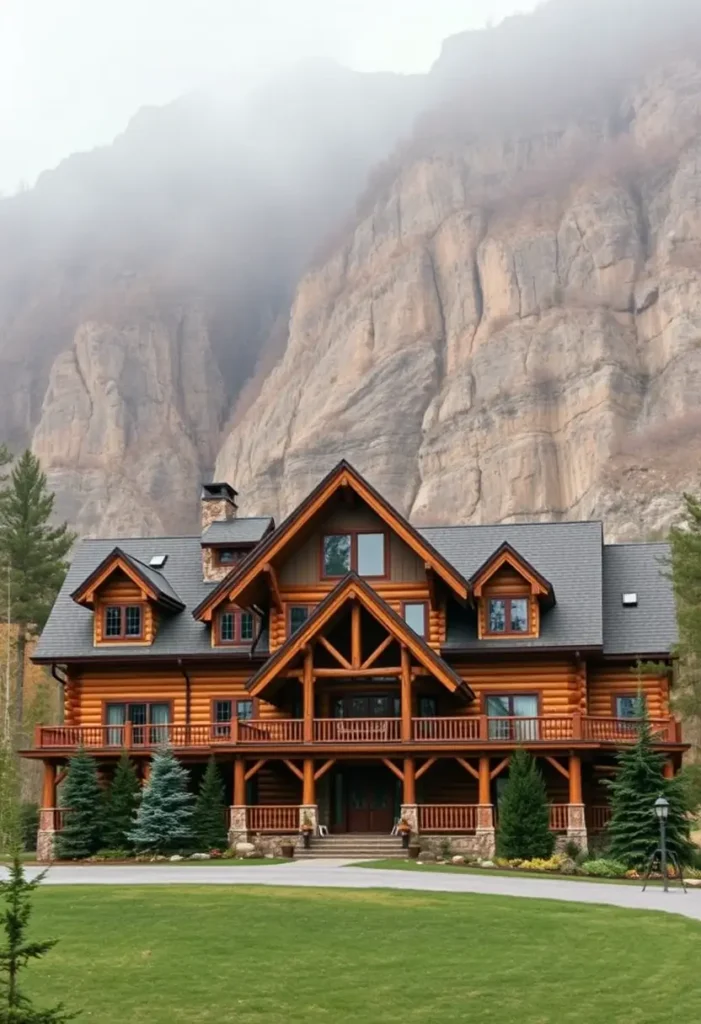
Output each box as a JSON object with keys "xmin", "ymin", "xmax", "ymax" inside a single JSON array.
[{"xmin": 20, "ymin": 886, "xmax": 701, "ymax": 1023}]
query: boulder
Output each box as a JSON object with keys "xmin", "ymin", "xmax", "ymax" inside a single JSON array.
[
  {"xmin": 189, "ymin": 852, "xmax": 210, "ymax": 860},
  {"xmin": 452, "ymin": 855, "xmax": 466, "ymax": 865},
  {"xmin": 417, "ymin": 850, "xmax": 437, "ymax": 863},
  {"xmin": 235, "ymin": 842, "xmax": 256, "ymax": 856},
  {"xmin": 169, "ymin": 854, "xmax": 183, "ymax": 862}
]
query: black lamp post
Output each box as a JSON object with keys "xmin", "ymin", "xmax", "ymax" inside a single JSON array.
[{"xmin": 654, "ymin": 795, "xmax": 669, "ymax": 892}]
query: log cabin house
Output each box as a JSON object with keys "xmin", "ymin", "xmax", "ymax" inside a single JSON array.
[{"xmin": 25, "ymin": 461, "xmax": 687, "ymax": 859}]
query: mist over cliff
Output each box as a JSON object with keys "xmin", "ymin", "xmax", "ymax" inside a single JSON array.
[{"xmin": 3, "ymin": 0, "xmax": 701, "ymax": 538}]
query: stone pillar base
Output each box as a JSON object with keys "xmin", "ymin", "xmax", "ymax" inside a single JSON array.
[
  {"xmin": 227, "ymin": 805, "xmax": 248, "ymax": 846},
  {"xmin": 37, "ymin": 830, "xmax": 56, "ymax": 862},
  {"xmin": 566, "ymin": 804, "xmax": 588, "ymax": 852},
  {"xmin": 400, "ymin": 804, "xmax": 418, "ymax": 834},
  {"xmin": 299, "ymin": 804, "xmax": 318, "ymax": 834}
]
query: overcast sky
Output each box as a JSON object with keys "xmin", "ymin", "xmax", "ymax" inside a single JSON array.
[{"xmin": 0, "ymin": 0, "xmax": 540, "ymax": 194}]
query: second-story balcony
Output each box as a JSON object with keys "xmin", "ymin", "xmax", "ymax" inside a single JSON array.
[{"xmin": 31, "ymin": 713, "xmax": 683, "ymax": 754}]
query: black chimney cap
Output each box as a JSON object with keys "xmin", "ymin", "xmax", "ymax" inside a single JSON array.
[{"xmin": 201, "ymin": 482, "xmax": 238, "ymax": 503}]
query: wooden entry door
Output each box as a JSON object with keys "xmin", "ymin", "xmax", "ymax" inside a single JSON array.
[{"xmin": 346, "ymin": 768, "xmax": 395, "ymax": 833}]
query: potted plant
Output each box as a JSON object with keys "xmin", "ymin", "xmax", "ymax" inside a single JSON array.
[
  {"xmin": 397, "ymin": 818, "xmax": 412, "ymax": 849},
  {"xmin": 300, "ymin": 812, "xmax": 314, "ymax": 849}
]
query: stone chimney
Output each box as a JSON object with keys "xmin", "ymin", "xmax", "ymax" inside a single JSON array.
[{"xmin": 201, "ymin": 482, "xmax": 238, "ymax": 531}]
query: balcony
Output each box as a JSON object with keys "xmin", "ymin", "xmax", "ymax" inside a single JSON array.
[{"xmin": 31, "ymin": 714, "xmax": 682, "ymax": 753}]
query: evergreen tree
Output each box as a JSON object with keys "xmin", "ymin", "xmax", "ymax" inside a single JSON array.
[
  {"xmin": 193, "ymin": 757, "xmax": 227, "ymax": 850},
  {"xmin": 0, "ymin": 451, "xmax": 75, "ymax": 728},
  {"xmin": 605, "ymin": 701, "xmax": 694, "ymax": 868},
  {"xmin": 128, "ymin": 748, "xmax": 194, "ymax": 853},
  {"xmin": 669, "ymin": 493, "xmax": 701, "ymax": 739},
  {"xmin": 55, "ymin": 749, "xmax": 103, "ymax": 860},
  {"xmin": 0, "ymin": 850, "xmax": 77, "ymax": 1022},
  {"xmin": 102, "ymin": 752, "xmax": 141, "ymax": 851},
  {"xmin": 497, "ymin": 749, "xmax": 555, "ymax": 860}
]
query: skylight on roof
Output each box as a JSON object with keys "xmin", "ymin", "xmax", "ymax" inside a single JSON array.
[
  {"xmin": 149, "ymin": 554, "xmax": 168, "ymax": 568},
  {"xmin": 622, "ymin": 592, "xmax": 638, "ymax": 607}
]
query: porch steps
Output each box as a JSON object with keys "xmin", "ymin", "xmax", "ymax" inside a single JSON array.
[{"xmin": 295, "ymin": 833, "xmax": 407, "ymax": 860}]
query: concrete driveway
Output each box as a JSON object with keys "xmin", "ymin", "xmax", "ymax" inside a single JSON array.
[{"xmin": 4, "ymin": 860, "xmax": 701, "ymax": 922}]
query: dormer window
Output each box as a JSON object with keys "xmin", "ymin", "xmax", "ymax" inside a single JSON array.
[
  {"xmin": 217, "ymin": 548, "xmax": 240, "ymax": 567},
  {"xmin": 104, "ymin": 605, "xmax": 143, "ymax": 640},
  {"xmin": 487, "ymin": 597, "xmax": 529, "ymax": 635},
  {"xmin": 215, "ymin": 608, "xmax": 256, "ymax": 646}
]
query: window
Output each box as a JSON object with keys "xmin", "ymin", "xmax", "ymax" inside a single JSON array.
[
  {"xmin": 103, "ymin": 605, "xmax": 143, "ymax": 640},
  {"xmin": 357, "ymin": 533, "xmax": 385, "ymax": 576},
  {"xmin": 323, "ymin": 534, "xmax": 352, "ymax": 576},
  {"xmin": 486, "ymin": 597, "xmax": 530, "ymax": 635},
  {"xmin": 212, "ymin": 698, "xmax": 254, "ymax": 739},
  {"xmin": 216, "ymin": 609, "xmax": 256, "ymax": 645},
  {"xmin": 402, "ymin": 602, "xmax": 427, "ymax": 637},
  {"xmin": 486, "ymin": 694, "xmax": 539, "ymax": 740},
  {"xmin": 105, "ymin": 702, "xmax": 170, "ymax": 745},
  {"xmin": 615, "ymin": 695, "xmax": 646, "ymax": 718},
  {"xmin": 217, "ymin": 548, "xmax": 239, "ymax": 566},
  {"xmin": 322, "ymin": 532, "xmax": 387, "ymax": 578},
  {"xmin": 289, "ymin": 605, "xmax": 312, "ymax": 635},
  {"xmin": 419, "ymin": 697, "xmax": 437, "ymax": 718}
]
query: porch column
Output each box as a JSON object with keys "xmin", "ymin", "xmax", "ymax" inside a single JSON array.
[
  {"xmin": 228, "ymin": 758, "xmax": 249, "ymax": 847},
  {"xmin": 400, "ymin": 756, "xmax": 418, "ymax": 833},
  {"xmin": 476, "ymin": 756, "xmax": 495, "ymax": 858},
  {"xmin": 300, "ymin": 757, "xmax": 318, "ymax": 835},
  {"xmin": 37, "ymin": 761, "xmax": 58, "ymax": 863},
  {"xmin": 233, "ymin": 757, "xmax": 246, "ymax": 805},
  {"xmin": 303, "ymin": 646, "xmax": 314, "ymax": 743},
  {"xmin": 664, "ymin": 759, "xmax": 674, "ymax": 779},
  {"xmin": 566, "ymin": 753, "xmax": 587, "ymax": 851},
  {"xmin": 400, "ymin": 646, "xmax": 412, "ymax": 742}
]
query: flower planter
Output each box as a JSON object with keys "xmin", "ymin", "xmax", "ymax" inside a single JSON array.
[{"xmin": 281, "ymin": 843, "xmax": 295, "ymax": 859}]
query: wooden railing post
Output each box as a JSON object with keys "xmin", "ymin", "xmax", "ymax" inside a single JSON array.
[
  {"xmin": 479, "ymin": 715, "xmax": 488, "ymax": 741},
  {"xmin": 400, "ymin": 646, "xmax": 412, "ymax": 743},
  {"xmin": 231, "ymin": 716, "xmax": 239, "ymax": 745},
  {"xmin": 124, "ymin": 721, "xmax": 133, "ymax": 750},
  {"xmin": 571, "ymin": 712, "xmax": 581, "ymax": 740}
]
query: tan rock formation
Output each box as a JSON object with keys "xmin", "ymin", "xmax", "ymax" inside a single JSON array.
[{"xmin": 217, "ymin": 63, "xmax": 701, "ymax": 540}]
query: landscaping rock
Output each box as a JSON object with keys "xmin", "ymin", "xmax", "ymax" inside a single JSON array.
[
  {"xmin": 417, "ymin": 851, "xmax": 437, "ymax": 863},
  {"xmin": 451, "ymin": 855, "xmax": 466, "ymax": 865},
  {"xmin": 169, "ymin": 855, "xmax": 183, "ymax": 862},
  {"xmin": 235, "ymin": 842, "xmax": 256, "ymax": 856},
  {"xmin": 480, "ymin": 860, "xmax": 495, "ymax": 868},
  {"xmin": 558, "ymin": 857, "xmax": 577, "ymax": 875},
  {"xmin": 265, "ymin": 853, "xmax": 275, "ymax": 859},
  {"xmin": 189, "ymin": 853, "xmax": 210, "ymax": 860}
]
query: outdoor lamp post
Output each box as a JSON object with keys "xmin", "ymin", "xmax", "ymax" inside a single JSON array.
[{"xmin": 654, "ymin": 795, "xmax": 670, "ymax": 892}]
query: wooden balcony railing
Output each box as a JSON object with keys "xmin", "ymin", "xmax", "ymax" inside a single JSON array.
[
  {"xmin": 245, "ymin": 806, "xmax": 298, "ymax": 833},
  {"xmin": 586, "ymin": 805, "xmax": 612, "ymax": 833},
  {"xmin": 418, "ymin": 804, "xmax": 478, "ymax": 832},
  {"xmin": 313, "ymin": 718, "xmax": 402, "ymax": 743},
  {"xmin": 548, "ymin": 804, "xmax": 569, "ymax": 832},
  {"xmin": 32, "ymin": 714, "xmax": 682, "ymax": 751}
]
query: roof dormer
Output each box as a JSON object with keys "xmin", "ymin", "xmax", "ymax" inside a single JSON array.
[{"xmin": 470, "ymin": 542, "xmax": 554, "ymax": 640}]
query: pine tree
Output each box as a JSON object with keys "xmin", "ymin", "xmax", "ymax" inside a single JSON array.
[
  {"xmin": 669, "ymin": 493, "xmax": 701, "ymax": 740},
  {"xmin": 0, "ymin": 451, "xmax": 75, "ymax": 729},
  {"xmin": 605, "ymin": 702, "xmax": 694, "ymax": 869},
  {"xmin": 55, "ymin": 749, "xmax": 104, "ymax": 860},
  {"xmin": 102, "ymin": 752, "xmax": 141, "ymax": 851},
  {"xmin": 0, "ymin": 850, "xmax": 77, "ymax": 1022},
  {"xmin": 193, "ymin": 757, "xmax": 227, "ymax": 850},
  {"xmin": 497, "ymin": 749, "xmax": 555, "ymax": 860},
  {"xmin": 128, "ymin": 748, "xmax": 194, "ymax": 853}
]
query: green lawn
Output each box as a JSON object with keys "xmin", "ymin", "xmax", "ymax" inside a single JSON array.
[{"xmin": 20, "ymin": 886, "xmax": 701, "ymax": 1023}]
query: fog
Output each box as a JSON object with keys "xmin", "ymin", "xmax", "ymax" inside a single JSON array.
[{"xmin": 0, "ymin": 0, "xmax": 538, "ymax": 194}]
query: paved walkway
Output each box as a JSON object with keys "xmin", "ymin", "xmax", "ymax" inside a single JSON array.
[{"xmin": 5, "ymin": 860, "xmax": 701, "ymax": 921}]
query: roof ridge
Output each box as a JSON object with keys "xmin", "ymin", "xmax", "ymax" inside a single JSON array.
[{"xmin": 418, "ymin": 520, "xmax": 604, "ymax": 531}]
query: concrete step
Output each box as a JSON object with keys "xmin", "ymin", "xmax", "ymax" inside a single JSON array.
[{"xmin": 294, "ymin": 833, "xmax": 407, "ymax": 859}]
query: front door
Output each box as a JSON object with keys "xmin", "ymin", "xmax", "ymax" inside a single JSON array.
[{"xmin": 346, "ymin": 767, "xmax": 395, "ymax": 833}]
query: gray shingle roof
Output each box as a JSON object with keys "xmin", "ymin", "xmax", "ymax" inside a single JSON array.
[
  {"xmin": 114, "ymin": 550, "xmax": 184, "ymax": 609},
  {"xmin": 34, "ymin": 536, "xmax": 267, "ymax": 661},
  {"xmin": 602, "ymin": 543, "xmax": 677, "ymax": 655},
  {"xmin": 418, "ymin": 521, "xmax": 604, "ymax": 649},
  {"xmin": 201, "ymin": 518, "xmax": 273, "ymax": 544}
]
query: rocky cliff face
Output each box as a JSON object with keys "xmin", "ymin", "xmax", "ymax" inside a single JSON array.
[
  {"xmin": 217, "ymin": 56, "xmax": 701, "ymax": 539},
  {"xmin": 5, "ymin": 0, "xmax": 701, "ymax": 539}
]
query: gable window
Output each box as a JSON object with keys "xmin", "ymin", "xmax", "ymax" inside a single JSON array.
[
  {"xmin": 402, "ymin": 602, "xmax": 427, "ymax": 638},
  {"xmin": 216, "ymin": 548, "xmax": 240, "ymax": 566},
  {"xmin": 487, "ymin": 597, "xmax": 529, "ymax": 635},
  {"xmin": 289, "ymin": 605, "xmax": 315, "ymax": 635},
  {"xmin": 215, "ymin": 609, "xmax": 256, "ymax": 646},
  {"xmin": 103, "ymin": 604, "xmax": 143, "ymax": 640},
  {"xmin": 486, "ymin": 693, "xmax": 539, "ymax": 740},
  {"xmin": 322, "ymin": 531, "xmax": 387, "ymax": 578}
]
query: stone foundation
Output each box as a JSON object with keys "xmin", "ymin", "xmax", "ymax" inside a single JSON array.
[
  {"xmin": 250, "ymin": 833, "xmax": 300, "ymax": 857},
  {"xmin": 565, "ymin": 804, "xmax": 588, "ymax": 853},
  {"xmin": 37, "ymin": 829, "xmax": 56, "ymax": 863},
  {"xmin": 299, "ymin": 804, "xmax": 318, "ymax": 833},
  {"xmin": 400, "ymin": 804, "xmax": 418, "ymax": 833},
  {"xmin": 417, "ymin": 833, "xmax": 496, "ymax": 859}
]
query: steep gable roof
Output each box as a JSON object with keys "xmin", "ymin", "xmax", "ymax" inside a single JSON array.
[
  {"xmin": 470, "ymin": 541, "xmax": 554, "ymax": 603},
  {"xmin": 70, "ymin": 547, "xmax": 185, "ymax": 612},
  {"xmin": 193, "ymin": 460, "xmax": 469, "ymax": 621},
  {"xmin": 245, "ymin": 572, "xmax": 473, "ymax": 701}
]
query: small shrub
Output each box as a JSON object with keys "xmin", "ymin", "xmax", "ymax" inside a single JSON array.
[
  {"xmin": 517, "ymin": 854, "xmax": 566, "ymax": 873},
  {"xmin": 581, "ymin": 859, "xmax": 628, "ymax": 878},
  {"xmin": 91, "ymin": 848, "xmax": 131, "ymax": 861},
  {"xmin": 19, "ymin": 802, "xmax": 39, "ymax": 852},
  {"xmin": 574, "ymin": 848, "xmax": 590, "ymax": 867},
  {"xmin": 439, "ymin": 838, "xmax": 452, "ymax": 860},
  {"xmin": 563, "ymin": 840, "xmax": 581, "ymax": 860}
]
